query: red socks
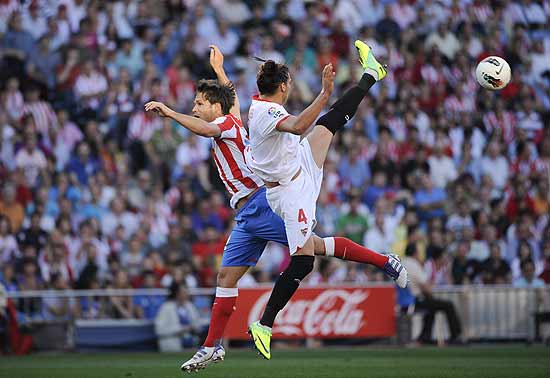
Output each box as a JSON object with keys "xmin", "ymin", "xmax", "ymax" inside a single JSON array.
[
  {"xmin": 324, "ymin": 237, "xmax": 388, "ymax": 269},
  {"xmin": 203, "ymin": 287, "xmax": 238, "ymax": 347}
]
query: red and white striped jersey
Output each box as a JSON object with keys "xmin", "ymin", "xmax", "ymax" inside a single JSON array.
[
  {"xmin": 210, "ymin": 113, "xmax": 263, "ymax": 208},
  {"xmin": 483, "ymin": 111, "xmax": 516, "ymax": 144},
  {"xmin": 22, "ymin": 101, "xmax": 58, "ymax": 138}
]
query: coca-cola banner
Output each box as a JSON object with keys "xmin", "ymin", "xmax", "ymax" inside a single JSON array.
[{"xmin": 225, "ymin": 286, "xmax": 396, "ymax": 340}]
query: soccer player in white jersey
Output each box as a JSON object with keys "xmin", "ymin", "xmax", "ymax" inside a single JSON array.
[{"xmin": 246, "ymin": 41, "xmax": 407, "ymax": 359}]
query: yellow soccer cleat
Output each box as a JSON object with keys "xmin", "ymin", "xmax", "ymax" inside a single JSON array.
[
  {"xmin": 248, "ymin": 321, "xmax": 272, "ymax": 360},
  {"xmin": 354, "ymin": 40, "xmax": 387, "ymax": 81}
]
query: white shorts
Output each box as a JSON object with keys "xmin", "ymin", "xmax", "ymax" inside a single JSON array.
[{"xmin": 266, "ymin": 139, "xmax": 323, "ymax": 254}]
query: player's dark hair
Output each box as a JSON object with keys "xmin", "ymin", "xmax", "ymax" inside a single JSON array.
[
  {"xmin": 256, "ymin": 59, "xmax": 290, "ymax": 95},
  {"xmin": 196, "ymin": 79, "xmax": 235, "ymax": 115}
]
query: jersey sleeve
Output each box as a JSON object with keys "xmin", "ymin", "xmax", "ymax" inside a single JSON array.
[
  {"xmin": 262, "ymin": 103, "xmax": 290, "ymax": 134},
  {"xmin": 211, "ymin": 115, "xmax": 237, "ymax": 139}
]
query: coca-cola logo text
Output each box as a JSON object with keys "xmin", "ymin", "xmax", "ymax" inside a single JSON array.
[{"xmin": 248, "ymin": 289, "xmax": 370, "ymax": 336}]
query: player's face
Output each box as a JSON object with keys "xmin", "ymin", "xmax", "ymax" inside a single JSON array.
[
  {"xmin": 281, "ymin": 77, "xmax": 292, "ymax": 104},
  {"xmin": 192, "ymin": 92, "xmax": 219, "ymax": 122}
]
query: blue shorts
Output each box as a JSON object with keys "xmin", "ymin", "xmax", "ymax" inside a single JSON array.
[{"xmin": 221, "ymin": 187, "xmax": 288, "ymax": 267}]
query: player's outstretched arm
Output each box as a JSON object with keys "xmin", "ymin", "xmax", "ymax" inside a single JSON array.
[
  {"xmin": 144, "ymin": 101, "xmax": 221, "ymax": 138},
  {"xmin": 209, "ymin": 45, "xmax": 241, "ymax": 121},
  {"xmin": 277, "ymin": 64, "xmax": 335, "ymax": 135}
]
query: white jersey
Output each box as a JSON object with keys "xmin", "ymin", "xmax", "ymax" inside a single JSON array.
[
  {"xmin": 210, "ymin": 113, "xmax": 263, "ymax": 208},
  {"xmin": 246, "ymin": 96, "xmax": 301, "ymax": 185}
]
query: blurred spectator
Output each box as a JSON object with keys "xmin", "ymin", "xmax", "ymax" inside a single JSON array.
[
  {"xmin": 73, "ymin": 60, "xmax": 108, "ymax": 114},
  {"xmin": 0, "ymin": 185, "xmax": 25, "ymax": 233},
  {"xmin": 480, "ymin": 140, "xmax": 509, "ymax": 191},
  {"xmin": 154, "ymin": 282, "xmax": 201, "ymax": 352},
  {"xmin": 134, "ymin": 270, "xmax": 164, "ymax": 320},
  {"xmin": 105, "ymin": 270, "xmax": 135, "ymax": 319},
  {"xmin": 338, "ymin": 145, "xmax": 370, "ymax": 190},
  {"xmin": 425, "ymin": 23, "xmax": 461, "ymax": 61},
  {"xmin": 414, "ymin": 173, "xmax": 447, "ymax": 223},
  {"xmin": 26, "ymin": 36, "xmax": 60, "ymax": 90},
  {"xmin": 66, "ymin": 142, "xmax": 100, "ymax": 186},
  {"xmin": 539, "ymin": 239, "xmax": 550, "ymax": 284},
  {"xmin": 424, "ymin": 246, "xmax": 452, "ymax": 285},
  {"xmin": 0, "ymin": 264, "xmax": 18, "ymax": 293},
  {"xmin": 376, "ymin": 5, "xmax": 400, "ymax": 42},
  {"xmin": 452, "ymin": 240, "xmax": 478, "ymax": 285},
  {"xmin": 403, "ymin": 243, "xmax": 462, "ymax": 344},
  {"xmin": 446, "ymin": 200, "xmax": 474, "ymax": 239},
  {"xmin": 101, "ymin": 197, "xmax": 139, "ymax": 238},
  {"xmin": 480, "ymin": 242, "xmax": 512, "ymax": 284},
  {"xmin": 336, "ymin": 194, "xmax": 368, "ymax": 244},
  {"xmin": 14, "ymin": 132, "xmax": 47, "ymax": 188},
  {"xmin": 191, "ymin": 201, "xmax": 223, "ymax": 237},
  {"xmin": 428, "ymin": 138, "xmax": 457, "ymax": 189},
  {"xmin": 42, "ymin": 273, "xmax": 73, "ymax": 321},
  {"xmin": 513, "ymin": 260, "xmax": 545, "ymax": 288},
  {"xmin": 511, "ymin": 240, "xmax": 543, "ymax": 281},
  {"xmin": 363, "ymin": 201, "xmax": 392, "ymax": 253},
  {"xmin": 16, "ymin": 257, "xmax": 43, "ymax": 319},
  {"xmin": 122, "ymin": 236, "xmax": 145, "ymax": 279},
  {"xmin": 16, "ymin": 212, "xmax": 48, "ymax": 253}
]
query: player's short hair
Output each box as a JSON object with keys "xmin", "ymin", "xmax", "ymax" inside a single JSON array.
[
  {"xmin": 196, "ymin": 79, "xmax": 235, "ymax": 115},
  {"xmin": 256, "ymin": 60, "xmax": 290, "ymax": 95}
]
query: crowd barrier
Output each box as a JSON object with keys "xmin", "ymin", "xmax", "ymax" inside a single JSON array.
[{"xmin": 4, "ymin": 285, "xmax": 549, "ymax": 351}]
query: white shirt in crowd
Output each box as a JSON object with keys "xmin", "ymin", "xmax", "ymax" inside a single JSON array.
[
  {"xmin": 0, "ymin": 234, "xmax": 20, "ymax": 264},
  {"xmin": 15, "ymin": 148, "xmax": 47, "ymax": 187},
  {"xmin": 402, "ymin": 257, "xmax": 428, "ymax": 298},
  {"xmin": 154, "ymin": 300, "xmax": 201, "ymax": 352},
  {"xmin": 101, "ymin": 211, "xmax": 140, "ymax": 238},
  {"xmin": 391, "ymin": 1, "xmax": 417, "ymax": 30},
  {"xmin": 22, "ymin": 12, "xmax": 47, "ymax": 40},
  {"xmin": 428, "ymin": 154, "xmax": 458, "ymax": 188},
  {"xmin": 480, "ymin": 155, "xmax": 509, "ymax": 190},
  {"xmin": 363, "ymin": 224, "xmax": 393, "ymax": 255},
  {"xmin": 74, "ymin": 71, "xmax": 108, "ymax": 109},
  {"xmin": 425, "ymin": 31, "xmax": 461, "ymax": 60},
  {"xmin": 1, "ymin": 124, "xmax": 16, "ymax": 170}
]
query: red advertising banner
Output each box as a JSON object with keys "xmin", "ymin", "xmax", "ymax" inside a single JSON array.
[{"xmin": 225, "ymin": 286, "xmax": 396, "ymax": 340}]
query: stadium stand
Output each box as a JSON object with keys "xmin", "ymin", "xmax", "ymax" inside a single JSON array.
[{"xmin": 0, "ymin": 0, "xmax": 549, "ymax": 349}]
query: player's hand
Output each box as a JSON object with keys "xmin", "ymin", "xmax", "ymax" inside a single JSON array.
[
  {"xmin": 209, "ymin": 45, "xmax": 224, "ymax": 72},
  {"xmin": 144, "ymin": 101, "xmax": 172, "ymax": 117},
  {"xmin": 321, "ymin": 63, "xmax": 335, "ymax": 96}
]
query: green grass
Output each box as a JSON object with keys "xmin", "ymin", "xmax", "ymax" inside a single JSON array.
[{"xmin": 1, "ymin": 346, "xmax": 549, "ymax": 378}]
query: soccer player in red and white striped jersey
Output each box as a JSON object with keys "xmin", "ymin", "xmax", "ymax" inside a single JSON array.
[{"xmin": 146, "ymin": 46, "xmax": 284, "ymax": 371}]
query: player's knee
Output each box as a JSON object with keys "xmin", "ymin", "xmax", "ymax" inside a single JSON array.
[
  {"xmin": 316, "ymin": 110, "xmax": 346, "ymax": 135},
  {"xmin": 285, "ymin": 255, "xmax": 315, "ymax": 281}
]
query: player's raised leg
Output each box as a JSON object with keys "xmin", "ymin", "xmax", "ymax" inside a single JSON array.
[
  {"xmin": 312, "ymin": 235, "xmax": 407, "ymax": 288},
  {"xmin": 306, "ymin": 40, "xmax": 387, "ymax": 169}
]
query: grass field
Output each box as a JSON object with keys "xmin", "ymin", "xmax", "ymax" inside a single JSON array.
[{"xmin": 1, "ymin": 346, "xmax": 549, "ymax": 378}]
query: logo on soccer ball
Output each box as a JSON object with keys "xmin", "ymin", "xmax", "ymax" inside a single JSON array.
[
  {"xmin": 483, "ymin": 57, "xmax": 501, "ymax": 66},
  {"xmin": 483, "ymin": 73, "xmax": 503, "ymax": 88}
]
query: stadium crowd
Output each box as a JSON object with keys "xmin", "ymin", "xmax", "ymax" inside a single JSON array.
[{"xmin": 0, "ymin": 0, "xmax": 550, "ymax": 322}]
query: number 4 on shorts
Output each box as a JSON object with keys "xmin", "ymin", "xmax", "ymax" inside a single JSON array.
[{"xmin": 298, "ymin": 209, "xmax": 308, "ymax": 224}]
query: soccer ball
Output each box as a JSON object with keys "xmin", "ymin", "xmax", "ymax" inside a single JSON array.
[{"xmin": 475, "ymin": 56, "xmax": 511, "ymax": 90}]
